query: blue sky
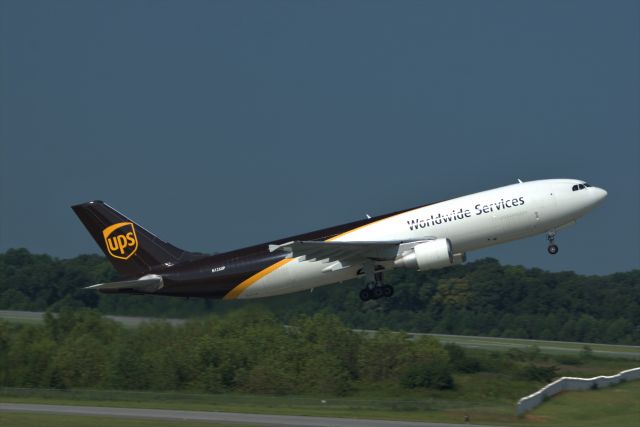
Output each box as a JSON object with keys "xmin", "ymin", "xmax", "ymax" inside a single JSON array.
[{"xmin": 1, "ymin": 0, "xmax": 638, "ymax": 274}]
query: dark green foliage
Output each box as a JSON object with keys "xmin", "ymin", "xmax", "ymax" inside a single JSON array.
[
  {"xmin": 3, "ymin": 306, "xmax": 635, "ymax": 397},
  {"xmin": 1, "ymin": 249, "xmax": 639, "ymax": 344},
  {"xmin": 552, "ymin": 354, "xmax": 583, "ymax": 366},
  {"xmin": 518, "ymin": 364, "xmax": 558, "ymax": 382},
  {"xmin": 401, "ymin": 362, "xmax": 454, "ymax": 389},
  {"xmin": 444, "ymin": 343, "xmax": 482, "ymax": 373},
  {"xmin": 506, "ymin": 346, "xmax": 546, "ymax": 363},
  {"xmin": 400, "ymin": 338, "xmax": 454, "ymax": 389},
  {"xmin": 1, "ymin": 309, "xmax": 121, "ymax": 389},
  {"xmin": 0, "ymin": 308, "xmax": 461, "ymax": 395}
]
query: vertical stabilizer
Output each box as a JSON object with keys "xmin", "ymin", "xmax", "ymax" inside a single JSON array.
[{"xmin": 72, "ymin": 201, "xmax": 200, "ymax": 278}]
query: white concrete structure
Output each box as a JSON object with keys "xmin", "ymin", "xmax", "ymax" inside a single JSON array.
[{"xmin": 516, "ymin": 367, "xmax": 640, "ymax": 416}]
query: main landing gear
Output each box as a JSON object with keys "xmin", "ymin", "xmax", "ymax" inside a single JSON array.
[
  {"xmin": 359, "ymin": 263, "xmax": 394, "ymax": 301},
  {"xmin": 547, "ymin": 231, "xmax": 559, "ymax": 255},
  {"xmin": 359, "ymin": 282, "xmax": 394, "ymax": 301}
]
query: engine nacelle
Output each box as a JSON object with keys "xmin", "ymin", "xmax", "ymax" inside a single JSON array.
[{"xmin": 394, "ymin": 238, "xmax": 462, "ymax": 271}]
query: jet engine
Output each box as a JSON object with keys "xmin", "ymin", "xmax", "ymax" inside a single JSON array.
[{"xmin": 394, "ymin": 238, "xmax": 465, "ymax": 271}]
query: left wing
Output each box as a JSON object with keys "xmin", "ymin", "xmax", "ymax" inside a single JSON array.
[{"xmin": 269, "ymin": 239, "xmax": 434, "ymax": 265}]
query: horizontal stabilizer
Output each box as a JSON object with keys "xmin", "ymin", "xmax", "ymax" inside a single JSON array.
[{"xmin": 84, "ymin": 276, "xmax": 163, "ymax": 293}]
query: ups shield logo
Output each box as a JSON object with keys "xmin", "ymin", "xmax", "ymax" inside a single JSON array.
[{"xmin": 103, "ymin": 222, "xmax": 138, "ymax": 260}]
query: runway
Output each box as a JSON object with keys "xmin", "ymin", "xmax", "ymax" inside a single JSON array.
[{"xmin": 1, "ymin": 403, "xmax": 495, "ymax": 427}]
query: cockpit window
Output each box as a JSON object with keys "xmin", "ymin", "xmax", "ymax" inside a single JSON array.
[{"xmin": 572, "ymin": 183, "xmax": 591, "ymax": 191}]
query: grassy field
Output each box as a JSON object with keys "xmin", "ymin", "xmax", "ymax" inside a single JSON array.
[
  {"xmin": 0, "ymin": 386, "xmax": 515, "ymax": 424},
  {"xmin": 2, "ymin": 376, "xmax": 639, "ymax": 427}
]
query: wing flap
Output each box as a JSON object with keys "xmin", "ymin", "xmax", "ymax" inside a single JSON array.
[{"xmin": 269, "ymin": 240, "xmax": 421, "ymax": 264}]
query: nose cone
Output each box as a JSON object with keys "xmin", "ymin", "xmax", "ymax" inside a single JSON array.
[{"xmin": 592, "ymin": 187, "xmax": 608, "ymax": 204}]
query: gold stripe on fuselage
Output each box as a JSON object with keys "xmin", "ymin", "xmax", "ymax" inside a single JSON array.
[{"xmin": 223, "ymin": 258, "xmax": 293, "ymax": 300}]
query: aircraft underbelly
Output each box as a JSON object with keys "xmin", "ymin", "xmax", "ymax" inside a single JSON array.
[{"xmin": 238, "ymin": 258, "xmax": 358, "ymax": 299}]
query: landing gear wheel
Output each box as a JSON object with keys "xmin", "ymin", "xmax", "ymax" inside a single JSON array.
[
  {"xmin": 546, "ymin": 231, "xmax": 558, "ymax": 255},
  {"xmin": 359, "ymin": 289, "xmax": 372, "ymax": 302},
  {"xmin": 360, "ymin": 264, "xmax": 393, "ymax": 301},
  {"xmin": 372, "ymin": 287, "xmax": 385, "ymax": 300}
]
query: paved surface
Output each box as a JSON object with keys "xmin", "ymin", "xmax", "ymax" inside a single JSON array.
[
  {"xmin": 0, "ymin": 309, "xmax": 185, "ymax": 327},
  {"xmin": 0, "ymin": 403, "xmax": 495, "ymax": 427},
  {"xmin": 358, "ymin": 329, "xmax": 640, "ymax": 359},
  {"xmin": 419, "ymin": 333, "xmax": 640, "ymax": 359}
]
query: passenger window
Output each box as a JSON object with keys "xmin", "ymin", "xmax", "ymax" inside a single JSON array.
[{"xmin": 572, "ymin": 185, "xmax": 578, "ymax": 191}]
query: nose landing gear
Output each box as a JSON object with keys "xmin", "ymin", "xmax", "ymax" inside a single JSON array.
[{"xmin": 547, "ymin": 231, "xmax": 559, "ymax": 255}]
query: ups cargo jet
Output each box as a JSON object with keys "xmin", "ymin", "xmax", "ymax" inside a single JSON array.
[{"xmin": 72, "ymin": 179, "xmax": 606, "ymax": 301}]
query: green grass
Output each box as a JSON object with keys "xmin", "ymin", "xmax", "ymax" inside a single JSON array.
[
  {"xmin": 0, "ymin": 412, "xmax": 254, "ymax": 427},
  {"xmin": 2, "ymin": 379, "xmax": 639, "ymax": 426},
  {"xmin": 0, "ymin": 376, "xmax": 640, "ymax": 427},
  {"xmin": 1, "ymin": 355, "xmax": 638, "ymax": 425},
  {"xmin": 0, "ymin": 386, "xmax": 523, "ymax": 425}
]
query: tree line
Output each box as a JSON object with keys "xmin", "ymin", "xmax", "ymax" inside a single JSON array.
[
  {"xmin": 1, "ymin": 308, "xmax": 456, "ymax": 394},
  {"xmin": 1, "ymin": 248, "xmax": 639, "ymax": 344},
  {"xmin": 1, "ymin": 308, "xmax": 564, "ymax": 395}
]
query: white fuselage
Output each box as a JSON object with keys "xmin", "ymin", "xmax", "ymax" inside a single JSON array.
[{"xmin": 238, "ymin": 179, "xmax": 607, "ymax": 298}]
